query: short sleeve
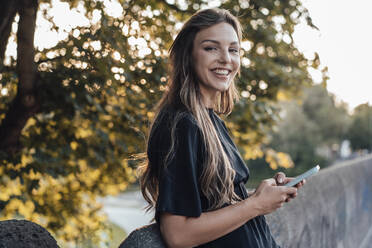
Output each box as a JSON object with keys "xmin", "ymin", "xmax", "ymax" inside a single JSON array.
[{"xmin": 154, "ymin": 115, "xmax": 203, "ymax": 221}]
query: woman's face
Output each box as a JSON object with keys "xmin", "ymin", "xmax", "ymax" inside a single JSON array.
[{"xmin": 192, "ymin": 22, "xmax": 240, "ymax": 104}]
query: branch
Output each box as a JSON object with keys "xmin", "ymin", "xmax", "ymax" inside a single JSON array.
[
  {"xmin": 0, "ymin": 0, "xmax": 18, "ymax": 63},
  {"xmin": 0, "ymin": 65, "xmax": 16, "ymax": 73},
  {"xmin": 36, "ymin": 55, "xmax": 65, "ymax": 64}
]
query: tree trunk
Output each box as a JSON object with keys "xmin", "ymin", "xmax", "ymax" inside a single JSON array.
[{"xmin": 0, "ymin": 0, "xmax": 40, "ymax": 155}]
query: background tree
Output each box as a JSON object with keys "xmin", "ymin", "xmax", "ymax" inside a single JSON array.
[
  {"xmin": 301, "ymin": 84, "xmax": 350, "ymax": 147},
  {"xmin": 268, "ymin": 85, "xmax": 350, "ymax": 173},
  {"xmin": 347, "ymin": 103, "xmax": 372, "ymax": 151},
  {"xmin": 245, "ymin": 84, "xmax": 351, "ymax": 187},
  {"xmin": 0, "ymin": 0, "xmax": 321, "ymax": 245}
]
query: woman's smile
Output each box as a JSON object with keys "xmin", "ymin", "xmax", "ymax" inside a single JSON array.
[{"xmin": 210, "ymin": 68, "xmax": 232, "ymax": 79}]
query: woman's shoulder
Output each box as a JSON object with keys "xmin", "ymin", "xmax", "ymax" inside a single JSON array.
[
  {"xmin": 148, "ymin": 105, "xmax": 202, "ymax": 153},
  {"xmin": 155, "ymin": 105, "xmax": 199, "ymax": 131}
]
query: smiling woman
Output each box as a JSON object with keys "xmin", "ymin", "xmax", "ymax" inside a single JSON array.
[
  {"xmin": 139, "ymin": 8, "xmax": 304, "ymax": 248},
  {"xmin": 192, "ymin": 22, "xmax": 240, "ymax": 108}
]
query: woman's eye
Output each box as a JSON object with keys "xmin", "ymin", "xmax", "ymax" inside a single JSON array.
[
  {"xmin": 229, "ymin": 48, "xmax": 239, "ymax": 54},
  {"xmin": 204, "ymin": 47, "xmax": 217, "ymax": 51}
]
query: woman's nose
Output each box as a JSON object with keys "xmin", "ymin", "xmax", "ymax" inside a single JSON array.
[{"xmin": 218, "ymin": 49, "xmax": 231, "ymax": 64}]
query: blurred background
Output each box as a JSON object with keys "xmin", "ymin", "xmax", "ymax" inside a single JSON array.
[{"xmin": 0, "ymin": 0, "xmax": 371, "ymax": 247}]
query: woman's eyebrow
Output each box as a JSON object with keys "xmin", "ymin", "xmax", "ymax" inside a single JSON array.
[{"xmin": 200, "ymin": 39, "xmax": 239, "ymax": 46}]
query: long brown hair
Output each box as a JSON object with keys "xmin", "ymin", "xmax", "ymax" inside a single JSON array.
[{"xmin": 140, "ymin": 8, "xmax": 242, "ymax": 212}]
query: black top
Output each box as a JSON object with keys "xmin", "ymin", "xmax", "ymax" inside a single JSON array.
[{"xmin": 147, "ymin": 106, "xmax": 279, "ymax": 248}]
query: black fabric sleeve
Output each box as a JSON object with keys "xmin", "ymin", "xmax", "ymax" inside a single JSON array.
[{"xmin": 155, "ymin": 115, "xmax": 204, "ymax": 221}]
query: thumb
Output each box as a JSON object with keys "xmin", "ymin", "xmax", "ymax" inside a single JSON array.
[{"xmin": 274, "ymin": 172, "xmax": 286, "ymax": 184}]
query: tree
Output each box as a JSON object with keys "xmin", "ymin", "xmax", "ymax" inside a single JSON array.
[
  {"xmin": 302, "ymin": 84, "xmax": 350, "ymax": 146},
  {"xmin": 269, "ymin": 85, "xmax": 350, "ymax": 174},
  {"xmin": 0, "ymin": 0, "xmax": 320, "ymax": 245},
  {"xmin": 347, "ymin": 103, "xmax": 372, "ymax": 151}
]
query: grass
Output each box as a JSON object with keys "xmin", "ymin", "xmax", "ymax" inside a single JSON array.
[
  {"xmin": 71, "ymin": 221, "xmax": 127, "ymax": 248},
  {"xmin": 107, "ymin": 221, "xmax": 127, "ymax": 248}
]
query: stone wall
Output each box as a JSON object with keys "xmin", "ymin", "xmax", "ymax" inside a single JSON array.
[
  {"xmin": 267, "ymin": 154, "xmax": 372, "ymax": 248},
  {"xmin": 120, "ymin": 154, "xmax": 372, "ymax": 247}
]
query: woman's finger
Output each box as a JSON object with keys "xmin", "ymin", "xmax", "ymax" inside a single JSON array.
[
  {"xmin": 283, "ymin": 177, "xmax": 294, "ymax": 184},
  {"xmin": 274, "ymin": 172, "xmax": 286, "ymax": 185},
  {"xmin": 295, "ymin": 179, "xmax": 306, "ymax": 188}
]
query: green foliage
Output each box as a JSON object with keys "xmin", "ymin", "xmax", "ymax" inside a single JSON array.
[
  {"xmin": 106, "ymin": 222, "xmax": 127, "ymax": 248},
  {"xmin": 0, "ymin": 0, "xmax": 322, "ymax": 245},
  {"xmin": 302, "ymin": 84, "xmax": 350, "ymax": 145},
  {"xmin": 269, "ymin": 85, "xmax": 350, "ymax": 173},
  {"xmin": 347, "ymin": 103, "xmax": 372, "ymax": 151}
]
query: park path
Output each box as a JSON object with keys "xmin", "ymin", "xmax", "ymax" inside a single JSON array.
[{"xmin": 101, "ymin": 191, "xmax": 153, "ymax": 234}]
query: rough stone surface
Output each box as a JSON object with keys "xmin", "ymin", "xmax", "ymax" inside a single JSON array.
[
  {"xmin": 0, "ymin": 219, "xmax": 59, "ymax": 248},
  {"xmin": 266, "ymin": 154, "xmax": 372, "ymax": 248},
  {"xmin": 120, "ymin": 154, "xmax": 372, "ymax": 248},
  {"xmin": 119, "ymin": 223, "xmax": 166, "ymax": 248}
]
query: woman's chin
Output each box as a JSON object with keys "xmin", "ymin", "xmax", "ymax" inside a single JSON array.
[{"xmin": 217, "ymin": 82, "xmax": 231, "ymax": 92}]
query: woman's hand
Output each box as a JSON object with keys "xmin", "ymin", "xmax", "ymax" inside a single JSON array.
[
  {"xmin": 273, "ymin": 172, "xmax": 306, "ymax": 202},
  {"xmin": 251, "ymin": 178, "xmax": 297, "ymax": 215},
  {"xmin": 273, "ymin": 172, "xmax": 306, "ymax": 187}
]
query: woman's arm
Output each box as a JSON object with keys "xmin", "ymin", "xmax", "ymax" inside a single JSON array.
[{"xmin": 160, "ymin": 178, "xmax": 297, "ymax": 248}]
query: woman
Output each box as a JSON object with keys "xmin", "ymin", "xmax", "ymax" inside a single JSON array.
[{"xmin": 140, "ymin": 8, "xmax": 304, "ymax": 248}]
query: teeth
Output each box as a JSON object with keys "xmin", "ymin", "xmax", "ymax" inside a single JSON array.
[{"xmin": 213, "ymin": 69, "xmax": 229, "ymax": 75}]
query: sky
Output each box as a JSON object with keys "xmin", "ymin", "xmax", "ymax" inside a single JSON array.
[{"xmin": 293, "ymin": 0, "xmax": 372, "ymax": 110}]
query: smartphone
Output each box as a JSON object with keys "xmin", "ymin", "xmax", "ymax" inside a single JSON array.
[{"xmin": 284, "ymin": 165, "xmax": 320, "ymax": 187}]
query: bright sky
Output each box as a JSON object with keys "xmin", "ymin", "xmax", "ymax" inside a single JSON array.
[{"xmin": 293, "ymin": 0, "xmax": 372, "ymax": 110}]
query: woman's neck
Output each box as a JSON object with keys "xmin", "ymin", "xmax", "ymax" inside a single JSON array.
[{"xmin": 200, "ymin": 89, "xmax": 217, "ymax": 109}]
